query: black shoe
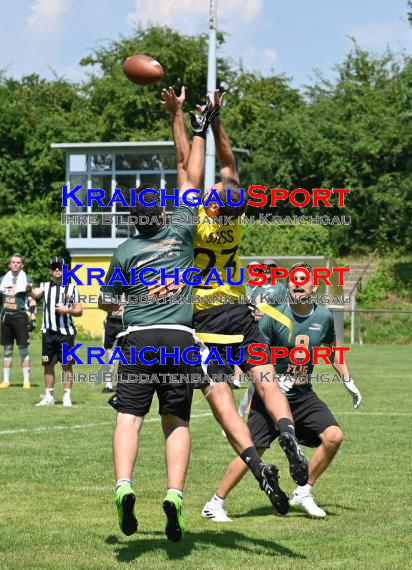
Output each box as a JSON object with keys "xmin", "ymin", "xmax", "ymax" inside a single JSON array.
[
  {"xmin": 259, "ymin": 464, "xmax": 289, "ymax": 515},
  {"xmin": 279, "ymin": 432, "xmax": 309, "ymax": 486},
  {"xmin": 102, "ymin": 386, "xmax": 115, "ymax": 393}
]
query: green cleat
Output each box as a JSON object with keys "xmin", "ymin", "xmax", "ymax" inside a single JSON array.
[
  {"xmin": 162, "ymin": 490, "xmax": 185, "ymax": 542},
  {"xmin": 115, "ymin": 484, "xmax": 138, "ymax": 536}
]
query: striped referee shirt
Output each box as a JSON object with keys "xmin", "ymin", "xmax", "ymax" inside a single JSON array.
[{"xmin": 40, "ymin": 282, "xmax": 79, "ymax": 335}]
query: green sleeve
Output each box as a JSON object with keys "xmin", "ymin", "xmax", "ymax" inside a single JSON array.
[
  {"xmin": 259, "ymin": 314, "xmax": 276, "ymax": 345},
  {"xmin": 170, "ymin": 199, "xmax": 197, "ymax": 241},
  {"xmin": 101, "ymin": 251, "xmax": 123, "ymax": 297}
]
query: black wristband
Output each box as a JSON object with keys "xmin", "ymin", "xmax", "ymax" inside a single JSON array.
[
  {"xmin": 192, "ymin": 132, "xmax": 207, "ymax": 139},
  {"xmin": 29, "ymin": 305, "xmax": 37, "ymax": 315}
]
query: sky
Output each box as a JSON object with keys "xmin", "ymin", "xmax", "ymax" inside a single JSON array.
[{"xmin": 0, "ymin": 0, "xmax": 410, "ymax": 87}]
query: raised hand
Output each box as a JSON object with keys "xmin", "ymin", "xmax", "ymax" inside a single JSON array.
[
  {"xmin": 189, "ymin": 102, "xmax": 220, "ymax": 138},
  {"xmin": 160, "ymin": 86, "xmax": 186, "ymax": 114},
  {"xmin": 196, "ymin": 89, "xmax": 226, "ymax": 114}
]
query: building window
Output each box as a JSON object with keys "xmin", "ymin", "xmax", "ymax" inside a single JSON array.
[{"xmin": 66, "ymin": 151, "xmax": 177, "ymax": 245}]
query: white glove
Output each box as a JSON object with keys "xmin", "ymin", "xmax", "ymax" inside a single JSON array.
[
  {"xmin": 344, "ymin": 378, "xmax": 362, "ymax": 409},
  {"xmin": 277, "ymin": 375, "xmax": 295, "ymax": 394}
]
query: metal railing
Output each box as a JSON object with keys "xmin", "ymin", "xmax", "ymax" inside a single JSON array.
[{"xmin": 349, "ymin": 249, "xmax": 379, "ymax": 344}]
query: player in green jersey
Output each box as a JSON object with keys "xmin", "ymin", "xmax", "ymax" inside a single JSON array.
[
  {"xmin": 202, "ymin": 262, "xmax": 362, "ymax": 520},
  {"xmin": 99, "ymin": 104, "xmax": 218, "ymax": 542},
  {"xmin": 235, "ymin": 259, "xmax": 286, "ymax": 401},
  {"xmin": 0, "ymin": 253, "xmax": 36, "ymax": 389}
]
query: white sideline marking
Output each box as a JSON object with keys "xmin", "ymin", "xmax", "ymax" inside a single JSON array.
[
  {"xmin": 0, "ymin": 412, "xmax": 213, "ymax": 436},
  {"xmin": 1, "ymin": 410, "xmax": 410, "ymax": 436},
  {"xmin": 336, "ymin": 411, "xmax": 412, "ymax": 417}
]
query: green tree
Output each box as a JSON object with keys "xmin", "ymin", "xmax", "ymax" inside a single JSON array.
[
  {"xmin": 222, "ymin": 72, "xmax": 308, "ymax": 207},
  {"xmin": 303, "ymin": 45, "xmax": 412, "ymax": 254},
  {"xmin": 0, "ymin": 74, "xmax": 95, "ymax": 216},
  {"xmin": 79, "ymin": 26, "xmax": 234, "ymax": 141},
  {"xmin": 0, "ymin": 214, "xmax": 65, "ymax": 284},
  {"xmin": 0, "ymin": 26, "xmax": 410, "ymax": 259}
]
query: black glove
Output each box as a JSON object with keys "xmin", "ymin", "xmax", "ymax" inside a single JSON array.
[
  {"xmin": 29, "ymin": 320, "xmax": 36, "ymax": 332},
  {"xmin": 190, "ymin": 102, "xmax": 220, "ymax": 139}
]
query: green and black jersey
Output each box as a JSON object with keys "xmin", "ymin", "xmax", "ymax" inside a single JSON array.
[
  {"xmin": 259, "ymin": 303, "xmax": 336, "ymax": 396},
  {"xmin": 101, "ymin": 202, "xmax": 195, "ymax": 327},
  {"xmin": 0, "ymin": 275, "xmax": 33, "ymax": 313}
]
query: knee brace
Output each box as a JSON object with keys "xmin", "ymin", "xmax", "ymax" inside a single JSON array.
[
  {"xmin": 3, "ymin": 345, "xmax": 13, "ymax": 359},
  {"xmin": 18, "ymin": 346, "xmax": 30, "ymax": 363}
]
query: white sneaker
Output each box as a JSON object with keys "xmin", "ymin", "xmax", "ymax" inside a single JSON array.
[
  {"xmin": 62, "ymin": 394, "xmax": 72, "ymax": 407},
  {"xmin": 202, "ymin": 500, "xmax": 232, "ymax": 522},
  {"xmin": 289, "ymin": 491, "xmax": 326, "ymax": 517},
  {"xmin": 36, "ymin": 394, "xmax": 55, "ymax": 406}
]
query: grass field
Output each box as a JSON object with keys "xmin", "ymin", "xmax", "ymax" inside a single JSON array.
[{"xmin": 0, "ymin": 341, "xmax": 411, "ymax": 569}]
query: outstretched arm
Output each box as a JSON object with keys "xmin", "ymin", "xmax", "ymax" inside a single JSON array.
[
  {"xmin": 198, "ymin": 90, "xmax": 239, "ymax": 182},
  {"xmin": 211, "ymin": 91, "xmax": 239, "ymax": 182},
  {"xmin": 181, "ymin": 103, "xmax": 220, "ymax": 195},
  {"xmin": 182, "ymin": 137, "xmax": 206, "ymax": 194},
  {"xmin": 161, "ymin": 87, "xmax": 190, "ymax": 189}
]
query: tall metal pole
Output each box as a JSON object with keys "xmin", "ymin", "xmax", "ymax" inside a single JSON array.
[
  {"xmin": 204, "ymin": 0, "xmax": 217, "ymax": 192},
  {"xmin": 351, "ymin": 293, "xmax": 356, "ymax": 345}
]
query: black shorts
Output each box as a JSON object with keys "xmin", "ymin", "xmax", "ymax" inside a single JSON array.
[
  {"xmin": 1, "ymin": 312, "xmax": 29, "ymax": 347},
  {"xmin": 104, "ymin": 318, "xmax": 124, "ymax": 349},
  {"xmin": 192, "ymin": 303, "xmax": 270, "ymax": 380},
  {"xmin": 109, "ymin": 329, "xmax": 197, "ymax": 421},
  {"xmin": 248, "ymin": 390, "xmax": 340, "ymax": 449},
  {"xmin": 42, "ymin": 331, "xmax": 75, "ymax": 366}
]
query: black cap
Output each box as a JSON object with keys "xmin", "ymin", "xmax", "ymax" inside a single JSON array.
[{"xmin": 50, "ymin": 256, "xmax": 65, "ymax": 267}]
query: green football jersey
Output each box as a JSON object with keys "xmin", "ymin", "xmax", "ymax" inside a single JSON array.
[
  {"xmin": 259, "ymin": 303, "xmax": 336, "ymax": 396},
  {"xmin": 101, "ymin": 203, "xmax": 195, "ymax": 327},
  {"xmin": 0, "ymin": 274, "xmax": 33, "ymax": 313}
]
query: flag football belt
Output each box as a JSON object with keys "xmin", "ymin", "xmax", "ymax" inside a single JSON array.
[
  {"xmin": 256, "ymin": 304, "xmax": 293, "ymax": 342},
  {"xmin": 117, "ymin": 324, "xmax": 211, "ymax": 380},
  {"xmin": 117, "ymin": 323, "xmax": 197, "ymax": 338}
]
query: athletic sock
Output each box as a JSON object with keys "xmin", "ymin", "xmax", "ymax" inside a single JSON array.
[
  {"xmin": 295, "ymin": 483, "xmax": 312, "ymax": 495},
  {"xmin": 3, "ymin": 369, "xmax": 11, "ymax": 382},
  {"xmin": 278, "ymin": 418, "xmax": 296, "ymax": 436},
  {"xmin": 23, "ymin": 367, "xmax": 30, "ymax": 382},
  {"xmin": 211, "ymin": 494, "xmax": 225, "ymax": 507},
  {"xmin": 167, "ymin": 488, "xmax": 183, "ymax": 499},
  {"xmin": 63, "ymin": 388, "xmax": 71, "ymax": 396},
  {"xmin": 115, "ymin": 478, "xmax": 132, "ymax": 492},
  {"xmin": 46, "ymin": 388, "xmax": 54, "ymax": 397},
  {"xmin": 105, "ymin": 381, "xmax": 113, "ymax": 389},
  {"xmin": 240, "ymin": 446, "xmax": 264, "ymax": 481}
]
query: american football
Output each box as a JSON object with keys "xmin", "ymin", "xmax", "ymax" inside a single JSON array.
[{"xmin": 122, "ymin": 54, "xmax": 163, "ymax": 86}]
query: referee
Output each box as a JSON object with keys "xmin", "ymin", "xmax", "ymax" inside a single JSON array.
[{"xmin": 31, "ymin": 256, "xmax": 83, "ymax": 407}]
